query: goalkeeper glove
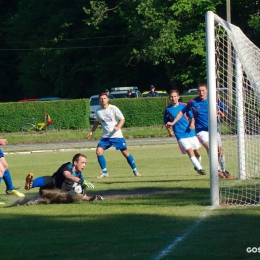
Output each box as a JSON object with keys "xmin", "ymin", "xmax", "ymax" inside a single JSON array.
[{"xmin": 81, "ymin": 180, "xmax": 94, "ymax": 189}]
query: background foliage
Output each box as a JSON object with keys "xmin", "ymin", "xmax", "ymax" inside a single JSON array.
[
  {"xmin": 0, "ymin": 96, "xmax": 195, "ymax": 132},
  {"xmin": 0, "ymin": 99, "xmax": 90, "ymax": 132},
  {"xmin": 0, "ymin": 0, "xmax": 259, "ymax": 101}
]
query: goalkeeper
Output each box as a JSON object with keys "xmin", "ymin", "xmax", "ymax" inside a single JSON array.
[{"xmin": 24, "ymin": 153, "xmax": 103, "ymax": 202}]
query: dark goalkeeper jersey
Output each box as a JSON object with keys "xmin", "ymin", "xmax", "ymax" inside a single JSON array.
[{"xmin": 52, "ymin": 162, "xmax": 84, "ymax": 191}]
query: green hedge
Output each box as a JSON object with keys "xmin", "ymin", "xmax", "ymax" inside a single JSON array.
[
  {"xmin": 110, "ymin": 97, "xmax": 168, "ymax": 127},
  {"xmin": 0, "ymin": 99, "xmax": 90, "ymax": 132},
  {"xmin": 0, "ymin": 95, "xmax": 198, "ymax": 132}
]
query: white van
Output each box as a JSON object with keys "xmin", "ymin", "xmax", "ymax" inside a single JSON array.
[{"xmin": 89, "ymin": 95, "xmax": 100, "ymax": 124}]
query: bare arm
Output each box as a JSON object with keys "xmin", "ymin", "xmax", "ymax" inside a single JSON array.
[
  {"xmin": 189, "ymin": 118, "xmax": 195, "ymax": 129},
  {"xmin": 87, "ymin": 121, "xmax": 100, "ymax": 140},
  {"xmin": 166, "ymin": 111, "xmax": 183, "ymax": 127},
  {"xmin": 165, "ymin": 125, "xmax": 174, "ymax": 137},
  {"xmin": 63, "ymin": 170, "xmax": 81, "ymax": 182},
  {"xmin": 0, "ymin": 139, "xmax": 8, "ymax": 146},
  {"xmin": 114, "ymin": 118, "xmax": 125, "ymax": 131}
]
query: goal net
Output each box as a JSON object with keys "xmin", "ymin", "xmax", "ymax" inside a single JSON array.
[{"xmin": 206, "ymin": 11, "xmax": 260, "ymax": 206}]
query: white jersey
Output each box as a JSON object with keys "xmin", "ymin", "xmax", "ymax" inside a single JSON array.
[{"xmin": 95, "ymin": 104, "xmax": 125, "ymax": 138}]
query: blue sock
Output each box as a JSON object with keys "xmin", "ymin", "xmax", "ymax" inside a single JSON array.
[
  {"xmin": 97, "ymin": 155, "xmax": 107, "ymax": 172},
  {"xmin": 126, "ymin": 154, "xmax": 137, "ymax": 170},
  {"xmin": 3, "ymin": 169, "xmax": 15, "ymax": 191},
  {"xmin": 32, "ymin": 177, "xmax": 45, "ymax": 188},
  {"xmin": 0, "ymin": 176, "xmax": 2, "ymax": 183}
]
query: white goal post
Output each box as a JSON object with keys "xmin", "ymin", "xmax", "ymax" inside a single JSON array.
[{"xmin": 206, "ymin": 11, "xmax": 260, "ymax": 206}]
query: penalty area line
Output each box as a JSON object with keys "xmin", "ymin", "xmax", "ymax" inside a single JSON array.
[{"xmin": 152, "ymin": 206, "xmax": 216, "ymax": 260}]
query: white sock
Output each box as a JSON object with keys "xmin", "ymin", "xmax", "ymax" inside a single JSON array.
[
  {"xmin": 190, "ymin": 156, "xmax": 202, "ymax": 170},
  {"xmin": 196, "ymin": 156, "xmax": 202, "ymax": 163},
  {"xmin": 218, "ymin": 155, "xmax": 226, "ymax": 172}
]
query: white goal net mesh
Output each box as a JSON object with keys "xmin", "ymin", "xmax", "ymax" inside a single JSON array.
[{"xmin": 212, "ymin": 13, "xmax": 260, "ymax": 205}]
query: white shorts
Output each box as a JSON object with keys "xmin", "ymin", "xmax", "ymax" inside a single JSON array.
[
  {"xmin": 178, "ymin": 136, "xmax": 201, "ymax": 154},
  {"xmin": 196, "ymin": 131, "xmax": 222, "ymax": 147}
]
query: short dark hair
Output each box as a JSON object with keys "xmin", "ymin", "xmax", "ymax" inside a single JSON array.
[
  {"xmin": 72, "ymin": 153, "xmax": 87, "ymax": 163},
  {"xmin": 99, "ymin": 92, "xmax": 109, "ymax": 97},
  {"xmin": 105, "ymin": 89, "xmax": 109, "ymax": 92}
]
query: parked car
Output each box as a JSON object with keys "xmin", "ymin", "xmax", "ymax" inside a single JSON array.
[
  {"xmin": 110, "ymin": 86, "xmax": 142, "ymax": 98},
  {"xmin": 142, "ymin": 90, "xmax": 168, "ymax": 97},
  {"xmin": 19, "ymin": 98, "xmax": 39, "ymax": 102},
  {"xmin": 181, "ymin": 88, "xmax": 198, "ymax": 96},
  {"xmin": 19, "ymin": 97, "xmax": 71, "ymax": 102},
  {"xmin": 181, "ymin": 87, "xmax": 228, "ymax": 96},
  {"xmin": 89, "ymin": 95, "xmax": 100, "ymax": 124}
]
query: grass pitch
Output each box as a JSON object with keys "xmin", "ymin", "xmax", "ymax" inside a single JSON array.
[{"xmin": 0, "ymin": 141, "xmax": 259, "ymax": 260}]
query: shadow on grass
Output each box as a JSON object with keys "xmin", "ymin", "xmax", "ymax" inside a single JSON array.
[{"xmin": 0, "ymin": 205, "xmax": 258, "ymax": 260}]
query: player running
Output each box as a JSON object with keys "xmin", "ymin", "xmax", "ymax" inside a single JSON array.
[
  {"xmin": 164, "ymin": 90, "xmax": 205, "ymax": 175},
  {"xmin": 166, "ymin": 83, "xmax": 233, "ymax": 179},
  {"xmin": 87, "ymin": 92, "xmax": 141, "ymax": 178},
  {"xmin": 0, "ymin": 138, "xmax": 25, "ymax": 205}
]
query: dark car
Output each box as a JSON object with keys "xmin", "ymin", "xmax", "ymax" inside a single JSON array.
[{"xmin": 110, "ymin": 86, "xmax": 142, "ymax": 98}]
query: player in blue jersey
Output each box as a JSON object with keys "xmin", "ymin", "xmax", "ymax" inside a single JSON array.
[
  {"xmin": 164, "ymin": 90, "xmax": 205, "ymax": 175},
  {"xmin": 0, "ymin": 138, "xmax": 25, "ymax": 205},
  {"xmin": 24, "ymin": 153, "xmax": 103, "ymax": 202},
  {"xmin": 166, "ymin": 83, "xmax": 233, "ymax": 179}
]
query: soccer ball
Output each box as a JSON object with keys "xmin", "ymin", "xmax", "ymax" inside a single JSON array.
[{"xmin": 72, "ymin": 182, "xmax": 83, "ymax": 194}]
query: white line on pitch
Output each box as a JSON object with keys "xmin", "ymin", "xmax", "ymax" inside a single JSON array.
[{"xmin": 153, "ymin": 206, "xmax": 217, "ymax": 260}]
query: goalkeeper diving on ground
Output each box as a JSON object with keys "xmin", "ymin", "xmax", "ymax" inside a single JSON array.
[{"xmin": 24, "ymin": 153, "xmax": 103, "ymax": 204}]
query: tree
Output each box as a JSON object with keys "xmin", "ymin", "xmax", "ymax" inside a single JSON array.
[
  {"xmin": 84, "ymin": 0, "xmax": 222, "ymax": 90},
  {"xmin": 0, "ymin": 0, "xmax": 20, "ymax": 101}
]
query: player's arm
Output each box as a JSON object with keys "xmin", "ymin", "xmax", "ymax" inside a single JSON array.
[
  {"xmin": 187, "ymin": 109, "xmax": 195, "ymax": 129},
  {"xmin": 63, "ymin": 170, "xmax": 82, "ymax": 182},
  {"xmin": 114, "ymin": 118, "xmax": 125, "ymax": 131},
  {"xmin": 87, "ymin": 121, "xmax": 100, "ymax": 140},
  {"xmin": 165, "ymin": 125, "xmax": 174, "ymax": 137},
  {"xmin": 189, "ymin": 118, "xmax": 195, "ymax": 129},
  {"xmin": 0, "ymin": 139, "xmax": 8, "ymax": 146},
  {"xmin": 217, "ymin": 100, "xmax": 228, "ymax": 118},
  {"xmin": 163, "ymin": 111, "xmax": 174, "ymax": 137},
  {"xmin": 166, "ymin": 111, "xmax": 183, "ymax": 127}
]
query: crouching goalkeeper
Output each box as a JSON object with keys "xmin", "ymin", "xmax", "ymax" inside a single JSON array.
[{"xmin": 24, "ymin": 153, "xmax": 103, "ymax": 203}]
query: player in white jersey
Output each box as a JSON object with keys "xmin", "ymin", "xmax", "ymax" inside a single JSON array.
[{"xmin": 87, "ymin": 93, "xmax": 141, "ymax": 178}]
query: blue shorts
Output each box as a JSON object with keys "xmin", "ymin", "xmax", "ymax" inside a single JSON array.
[
  {"xmin": 97, "ymin": 138, "xmax": 127, "ymax": 151},
  {"xmin": 0, "ymin": 149, "xmax": 4, "ymax": 158}
]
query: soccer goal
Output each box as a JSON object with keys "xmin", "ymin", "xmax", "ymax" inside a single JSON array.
[{"xmin": 206, "ymin": 11, "xmax": 260, "ymax": 206}]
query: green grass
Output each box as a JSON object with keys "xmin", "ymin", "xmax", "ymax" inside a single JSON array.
[
  {"xmin": 2, "ymin": 126, "xmax": 168, "ymax": 145},
  {"xmin": 0, "ymin": 141, "xmax": 259, "ymax": 260}
]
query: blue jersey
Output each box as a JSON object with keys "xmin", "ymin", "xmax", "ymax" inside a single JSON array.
[
  {"xmin": 182, "ymin": 97, "xmax": 227, "ymax": 133},
  {"xmin": 164, "ymin": 102, "xmax": 196, "ymax": 140}
]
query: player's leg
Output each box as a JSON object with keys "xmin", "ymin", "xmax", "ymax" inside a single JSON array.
[
  {"xmin": 0, "ymin": 161, "xmax": 5, "ymax": 204},
  {"xmin": 110, "ymin": 138, "xmax": 141, "ymax": 176},
  {"xmin": 0, "ymin": 149, "xmax": 5, "ymax": 180},
  {"xmin": 25, "ymin": 175, "xmax": 54, "ymax": 190},
  {"xmin": 0, "ymin": 156, "xmax": 25, "ymax": 197},
  {"xmin": 120, "ymin": 149, "xmax": 141, "ymax": 176},
  {"xmin": 217, "ymin": 135, "xmax": 233, "ymax": 179},
  {"xmin": 198, "ymin": 131, "xmax": 226, "ymax": 178},
  {"xmin": 0, "ymin": 160, "xmax": 5, "ymax": 180},
  {"xmin": 186, "ymin": 149, "xmax": 205, "ymax": 175},
  {"xmin": 194, "ymin": 149, "xmax": 202, "ymax": 164},
  {"xmin": 179, "ymin": 137, "xmax": 205, "ymax": 175},
  {"xmin": 218, "ymin": 146, "xmax": 225, "ymax": 172},
  {"xmin": 96, "ymin": 141, "xmax": 109, "ymax": 178}
]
